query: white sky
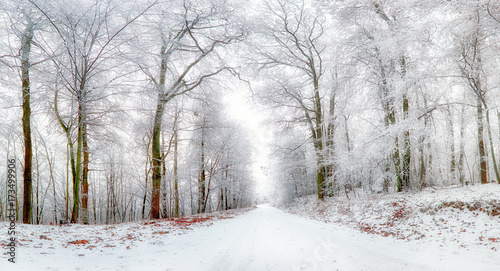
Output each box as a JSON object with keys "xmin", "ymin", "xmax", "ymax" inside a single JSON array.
[{"xmin": 223, "ymin": 90, "xmax": 272, "ymax": 200}]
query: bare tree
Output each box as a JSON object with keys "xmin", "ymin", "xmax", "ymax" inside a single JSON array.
[
  {"xmin": 454, "ymin": 2, "xmax": 499, "ymax": 184},
  {"xmin": 136, "ymin": 0, "xmax": 244, "ymax": 219},
  {"xmin": 368, "ymin": 2, "xmax": 412, "ymax": 192},
  {"xmin": 29, "ymin": 0, "xmax": 155, "ymax": 223},
  {"xmin": 20, "ymin": 15, "xmax": 34, "ymax": 224},
  {"xmin": 0, "ymin": 1, "xmax": 40, "ymax": 224},
  {"xmin": 256, "ymin": 0, "xmax": 328, "ymax": 199}
]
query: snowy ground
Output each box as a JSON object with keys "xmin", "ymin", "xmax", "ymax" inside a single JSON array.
[
  {"xmin": 286, "ymin": 184, "xmax": 500, "ymax": 247},
  {"xmin": 285, "ymin": 183, "xmax": 500, "ymax": 269},
  {"xmin": 1, "ymin": 192, "xmax": 499, "ymax": 271}
]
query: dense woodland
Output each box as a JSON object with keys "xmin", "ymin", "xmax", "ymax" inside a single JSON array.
[{"xmin": 1, "ymin": 0, "xmax": 500, "ymax": 225}]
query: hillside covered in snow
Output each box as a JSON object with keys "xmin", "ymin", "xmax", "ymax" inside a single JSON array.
[{"xmin": 285, "ymin": 184, "xmax": 500, "ymax": 253}]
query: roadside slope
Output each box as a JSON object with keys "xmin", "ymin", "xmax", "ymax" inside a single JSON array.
[{"xmin": 286, "ymin": 184, "xmax": 500, "ymax": 255}]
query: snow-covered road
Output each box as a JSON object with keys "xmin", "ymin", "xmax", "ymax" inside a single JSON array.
[
  {"xmin": 162, "ymin": 205, "xmax": 498, "ymax": 271},
  {"xmin": 10, "ymin": 205, "xmax": 499, "ymax": 270}
]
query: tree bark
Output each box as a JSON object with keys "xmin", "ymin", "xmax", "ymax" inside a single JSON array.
[
  {"xmin": 400, "ymin": 55, "xmax": 411, "ymax": 191},
  {"xmin": 198, "ymin": 122, "xmax": 207, "ymax": 213},
  {"xmin": 377, "ymin": 58, "xmax": 400, "ymax": 192},
  {"xmin": 401, "ymin": 93, "xmax": 411, "ymax": 191},
  {"xmin": 325, "ymin": 86, "xmax": 336, "ymax": 196},
  {"xmin": 151, "ymin": 102, "xmax": 164, "ymax": 219},
  {"xmin": 21, "ymin": 22, "xmax": 34, "ymax": 224},
  {"xmin": 174, "ymin": 131, "xmax": 179, "ymax": 218},
  {"xmin": 459, "ymin": 104, "xmax": 466, "ymax": 185},
  {"xmin": 313, "ymin": 69, "xmax": 325, "ymax": 200},
  {"xmin": 446, "ymin": 105, "xmax": 457, "ymax": 182},
  {"xmin": 484, "ymin": 107, "xmax": 500, "ymax": 183},
  {"xmin": 151, "ymin": 37, "xmax": 169, "ymax": 220},
  {"xmin": 477, "ymin": 98, "xmax": 487, "ymax": 184},
  {"xmin": 81, "ymin": 120, "xmax": 89, "ymax": 224}
]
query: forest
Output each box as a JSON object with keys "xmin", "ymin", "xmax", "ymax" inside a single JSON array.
[{"xmin": 1, "ymin": 0, "xmax": 500, "ymax": 226}]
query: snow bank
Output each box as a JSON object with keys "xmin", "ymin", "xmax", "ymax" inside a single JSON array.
[
  {"xmin": 0, "ymin": 209, "xmax": 248, "ymax": 270},
  {"xmin": 285, "ymin": 184, "xmax": 500, "ymax": 251}
]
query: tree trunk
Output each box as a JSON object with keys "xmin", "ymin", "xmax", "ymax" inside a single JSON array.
[
  {"xmin": 142, "ymin": 149, "xmax": 150, "ymax": 219},
  {"xmin": 399, "ymin": 55, "xmax": 410, "ymax": 192},
  {"xmin": 418, "ymin": 95, "xmax": 429, "ymax": 190},
  {"xmin": 50, "ymin": 159, "xmax": 58, "ymax": 224},
  {"xmin": 151, "ymin": 102, "xmax": 164, "ymax": 219},
  {"xmin": 484, "ymin": 108, "xmax": 500, "ymax": 183},
  {"xmin": 174, "ymin": 131, "xmax": 179, "ymax": 218},
  {"xmin": 199, "ymin": 124, "xmax": 206, "ymax": 213},
  {"xmin": 71, "ymin": 101, "xmax": 83, "ymax": 223},
  {"xmin": 40, "ymin": 137, "xmax": 58, "ymax": 224},
  {"xmin": 35, "ymin": 150, "xmax": 39, "ymax": 224},
  {"xmin": 55, "ymin": 87, "xmax": 81, "ymax": 224},
  {"xmin": 65, "ymin": 144, "xmax": 70, "ymax": 221},
  {"xmin": 418, "ymin": 133, "xmax": 426, "ymax": 189},
  {"xmin": 150, "ymin": 39, "xmax": 169, "ymax": 220},
  {"xmin": 378, "ymin": 61, "xmax": 400, "ymax": 192},
  {"xmin": 313, "ymin": 82, "xmax": 325, "ymax": 200},
  {"xmin": 447, "ymin": 105, "xmax": 457, "ymax": 182},
  {"xmin": 325, "ymin": 90, "xmax": 336, "ymax": 197},
  {"xmin": 401, "ymin": 93, "xmax": 411, "ymax": 191},
  {"xmin": 382, "ymin": 77, "xmax": 401, "ymax": 192},
  {"xmin": 162, "ymin": 140, "xmax": 167, "ymax": 218},
  {"xmin": 459, "ymin": 104, "xmax": 466, "ymax": 185},
  {"xmin": 21, "ymin": 22, "xmax": 34, "ymax": 224},
  {"xmin": 394, "ymin": 136, "xmax": 402, "ymax": 192},
  {"xmin": 81, "ymin": 121, "xmax": 89, "ymax": 224},
  {"xmin": 477, "ymin": 98, "xmax": 487, "ymax": 184}
]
